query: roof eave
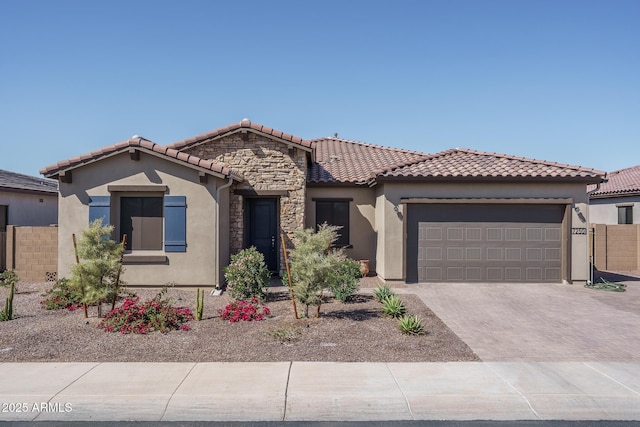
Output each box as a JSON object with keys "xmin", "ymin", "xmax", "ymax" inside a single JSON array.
[
  {"xmin": 0, "ymin": 186, "xmax": 58, "ymax": 196},
  {"xmin": 42, "ymin": 145, "xmax": 241, "ymax": 183},
  {"xmin": 590, "ymin": 191, "xmax": 640, "ymax": 199}
]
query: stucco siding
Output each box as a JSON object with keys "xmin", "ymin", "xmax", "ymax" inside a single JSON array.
[
  {"xmin": 377, "ymin": 182, "xmax": 591, "ymax": 283},
  {"xmin": 56, "ymin": 152, "xmax": 228, "ymax": 286},
  {"xmin": 374, "ymin": 188, "xmax": 387, "ymax": 279},
  {"xmin": 590, "ymin": 196, "xmax": 640, "ymax": 225},
  {"xmin": 305, "ymin": 186, "xmax": 377, "ymax": 271},
  {"xmin": 0, "ymin": 191, "xmax": 58, "ymax": 226}
]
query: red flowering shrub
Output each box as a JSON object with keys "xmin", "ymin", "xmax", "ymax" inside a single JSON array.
[
  {"xmin": 40, "ymin": 278, "xmax": 83, "ymax": 311},
  {"xmin": 99, "ymin": 292, "xmax": 193, "ymax": 334},
  {"xmin": 219, "ymin": 298, "xmax": 270, "ymax": 322}
]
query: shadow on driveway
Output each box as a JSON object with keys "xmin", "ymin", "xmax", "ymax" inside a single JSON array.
[{"xmin": 594, "ymin": 269, "xmax": 640, "ymax": 283}]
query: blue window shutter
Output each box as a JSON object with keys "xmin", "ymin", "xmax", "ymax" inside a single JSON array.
[
  {"xmin": 164, "ymin": 196, "xmax": 186, "ymax": 252},
  {"xmin": 89, "ymin": 196, "xmax": 110, "ymax": 225}
]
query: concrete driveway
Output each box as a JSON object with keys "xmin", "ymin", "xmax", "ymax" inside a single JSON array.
[{"xmin": 406, "ymin": 280, "xmax": 640, "ymax": 362}]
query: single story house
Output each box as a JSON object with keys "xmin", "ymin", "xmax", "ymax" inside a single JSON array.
[
  {"xmin": 41, "ymin": 119, "xmax": 605, "ymax": 286},
  {"xmin": 0, "ymin": 169, "xmax": 58, "ymax": 273},
  {"xmin": 0, "ymin": 169, "xmax": 58, "ymax": 231},
  {"xmin": 589, "ymin": 165, "xmax": 640, "ymax": 225},
  {"xmin": 588, "ymin": 165, "xmax": 640, "ymax": 273}
]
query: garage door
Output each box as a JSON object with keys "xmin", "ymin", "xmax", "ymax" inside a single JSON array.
[{"xmin": 406, "ymin": 204, "xmax": 565, "ymax": 283}]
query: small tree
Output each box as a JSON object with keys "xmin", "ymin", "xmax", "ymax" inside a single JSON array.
[
  {"xmin": 70, "ymin": 219, "xmax": 124, "ymax": 315},
  {"xmin": 288, "ymin": 223, "xmax": 347, "ymax": 317}
]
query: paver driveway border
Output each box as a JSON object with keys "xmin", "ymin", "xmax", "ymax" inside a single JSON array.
[{"xmin": 401, "ymin": 280, "xmax": 640, "ymax": 362}]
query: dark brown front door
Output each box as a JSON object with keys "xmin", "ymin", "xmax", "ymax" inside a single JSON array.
[{"xmin": 246, "ymin": 198, "xmax": 278, "ymax": 271}]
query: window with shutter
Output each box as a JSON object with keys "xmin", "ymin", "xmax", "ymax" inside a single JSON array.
[
  {"xmin": 164, "ymin": 196, "xmax": 187, "ymax": 252},
  {"xmin": 88, "ymin": 194, "xmax": 187, "ymax": 253},
  {"xmin": 120, "ymin": 197, "xmax": 163, "ymax": 250}
]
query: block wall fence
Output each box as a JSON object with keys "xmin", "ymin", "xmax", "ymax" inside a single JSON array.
[
  {"xmin": 592, "ymin": 224, "xmax": 640, "ymax": 272},
  {"xmin": 2, "ymin": 225, "xmax": 58, "ymax": 282}
]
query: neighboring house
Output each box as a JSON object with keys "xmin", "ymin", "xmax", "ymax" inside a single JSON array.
[
  {"xmin": 0, "ymin": 169, "xmax": 58, "ymax": 230},
  {"xmin": 589, "ymin": 165, "xmax": 640, "ymax": 224},
  {"xmin": 40, "ymin": 119, "xmax": 604, "ymax": 286},
  {"xmin": 0, "ymin": 169, "xmax": 58, "ymax": 274},
  {"xmin": 588, "ymin": 165, "xmax": 640, "ymax": 273}
]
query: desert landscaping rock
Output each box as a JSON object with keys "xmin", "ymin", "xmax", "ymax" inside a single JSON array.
[{"xmin": 0, "ymin": 281, "xmax": 479, "ymax": 363}]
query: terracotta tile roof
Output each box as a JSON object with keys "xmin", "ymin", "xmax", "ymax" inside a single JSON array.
[
  {"xmin": 379, "ymin": 148, "xmax": 605, "ymax": 182},
  {"xmin": 308, "ymin": 137, "xmax": 429, "ymax": 184},
  {"xmin": 38, "ymin": 121, "xmax": 605, "ymax": 187},
  {"xmin": 167, "ymin": 119, "xmax": 313, "ymax": 152},
  {"xmin": 40, "ymin": 137, "xmax": 242, "ymax": 181},
  {"xmin": 589, "ymin": 164, "xmax": 640, "ymax": 197},
  {"xmin": 308, "ymin": 141, "xmax": 604, "ymax": 184},
  {"xmin": 0, "ymin": 169, "xmax": 58, "ymax": 194}
]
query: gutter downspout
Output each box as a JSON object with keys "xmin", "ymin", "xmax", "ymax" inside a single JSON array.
[
  {"xmin": 586, "ymin": 178, "xmax": 606, "ymax": 285},
  {"xmin": 214, "ymin": 176, "xmax": 234, "ymax": 293}
]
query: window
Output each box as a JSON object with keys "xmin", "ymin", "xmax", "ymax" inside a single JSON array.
[
  {"xmin": 0, "ymin": 205, "xmax": 7, "ymax": 232},
  {"xmin": 120, "ymin": 197, "xmax": 163, "ymax": 250},
  {"xmin": 315, "ymin": 199, "xmax": 350, "ymax": 247},
  {"xmin": 618, "ymin": 205, "xmax": 633, "ymax": 224},
  {"xmin": 88, "ymin": 195, "xmax": 187, "ymax": 253}
]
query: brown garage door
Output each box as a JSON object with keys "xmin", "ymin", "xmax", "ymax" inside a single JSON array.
[{"xmin": 406, "ymin": 204, "xmax": 565, "ymax": 283}]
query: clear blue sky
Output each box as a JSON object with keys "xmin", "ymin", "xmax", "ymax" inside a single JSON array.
[{"xmin": 1, "ymin": 0, "xmax": 638, "ymax": 177}]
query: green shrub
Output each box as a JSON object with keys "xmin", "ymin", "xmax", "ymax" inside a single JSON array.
[
  {"xmin": 40, "ymin": 278, "xmax": 83, "ymax": 311},
  {"xmin": 327, "ymin": 259, "xmax": 361, "ymax": 302},
  {"xmin": 269, "ymin": 325, "xmax": 301, "ymax": 343},
  {"xmin": 0, "ymin": 270, "xmax": 19, "ymax": 292},
  {"xmin": 373, "ymin": 284, "xmax": 394, "ymax": 303},
  {"xmin": 399, "ymin": 315, "xmax": 425, "ymax": 335},
  {"xmin": 41, "ymin": 278, "xmax": 135, "ymax": 312},
  {"xmin": 382, "ymin": 295, "xmax": 406, "ymax": 319},
  {"xmin": 224, "ymin": 247, "xmax": 271, "ymax": 301}
]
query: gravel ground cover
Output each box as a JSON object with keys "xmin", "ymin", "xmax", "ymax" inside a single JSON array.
[{"xmin": 0, "ymin": 279, "xmax": 479, "ymax": 363}]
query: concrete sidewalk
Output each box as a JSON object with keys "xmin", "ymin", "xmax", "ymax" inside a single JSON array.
[{"xmin": 1, "ymin": 361, "xmax": 639, "ymax": 422}]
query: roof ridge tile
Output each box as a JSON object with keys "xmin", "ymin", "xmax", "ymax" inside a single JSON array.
[
  {"xmin": 432, "ymin": 147, "xmax": 605, "ymax": 175},
  {"xmin": 310, "ymin": 137, "xmax": 428, "ymax": 156},
  {"xmin": 167, "ymin": 120, "xmax": 312, "ymax": 151}
]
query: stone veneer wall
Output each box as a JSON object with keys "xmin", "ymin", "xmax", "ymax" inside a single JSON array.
[{"xmin": 182, "ymin": 132, "xmax": 307, "ymax": 273}]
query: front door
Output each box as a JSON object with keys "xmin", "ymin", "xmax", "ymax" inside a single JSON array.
[{"xmin": 246, "ymin": 198, "xmax": 278, "ymax": 272}]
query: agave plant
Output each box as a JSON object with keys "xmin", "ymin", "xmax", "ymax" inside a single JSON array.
[
  {"xmin": 373, "ymin": 284, "xmax": 394, "ymax": 303},
  {"xmin": 382, "ymin": 294, "xmax": 406, "ymax": 319},
  {"xmin": 399, "ymin": 315, "xmax": 424, "ymax": 335}
]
